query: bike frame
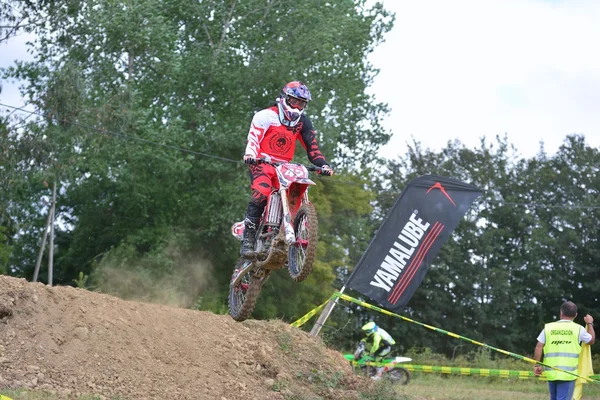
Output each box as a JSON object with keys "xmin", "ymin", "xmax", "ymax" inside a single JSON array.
[
  {"xmin": 345, "ymin": 354, "xmax": 412, "ymax": 367},
  {"xmin": 230, "ymin": 160, "xmax": 319, "ymax": 288},
  {"xmin": 272, "ymin": 163, "xmax": 315, "ymax": 244},
  {"xmin": 231, "ymin": 161, "xmax": 317, "ymax": 245},
  {"xmin": 344, "ymin": 347, "xmax": 412, "ymax": 373}
]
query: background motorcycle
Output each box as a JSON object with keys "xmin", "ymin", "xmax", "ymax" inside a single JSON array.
[
  {"xmin": 228, "ymin": 156, "xmax": 324, "ymax": 321},
  {"xmin": 344, "ymin": 342, "xmax": 412, "ymax": 384}
]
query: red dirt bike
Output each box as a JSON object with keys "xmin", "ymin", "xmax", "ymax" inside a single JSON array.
[{"xmin": 228, "ymin": 156, "xmax": 325, "ymax": 321}]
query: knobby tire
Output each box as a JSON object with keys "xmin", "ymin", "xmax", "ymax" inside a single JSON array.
[
  {"xmin": 228, "ymin": 261, "xmax": 264, "ymax": 322},
  {"xmin": 288, "ymin": 203, "xmax": 318, "ymax": 282},
  {"xmin": 388, "ymin": 368, "xmax": 410, "ymax": 385}
]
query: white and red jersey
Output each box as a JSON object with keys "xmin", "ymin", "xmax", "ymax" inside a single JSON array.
[{"xmin": 244, "ymin": 106, "xmax": 328, "ymax": 166}]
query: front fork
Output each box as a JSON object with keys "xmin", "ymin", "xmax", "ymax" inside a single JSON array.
[
  {"xmin": 279, "ymin": 189, "xmax": 297, "ymax": 245},
  {"xmin": 281, "ymin": 189, "xmax": 310, "ymax": 245}
]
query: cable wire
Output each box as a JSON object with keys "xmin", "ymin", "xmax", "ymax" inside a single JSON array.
[
  {"xmin": 0, "ymin": 102, "xmax": 240, "ymax": 164},
  {"xmin": 3, "ymin": 102, "xmax": 600, "ymax": 210}
]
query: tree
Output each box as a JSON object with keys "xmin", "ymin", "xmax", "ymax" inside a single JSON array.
[
  {"xmin": 2, "ymin": 0, "xmax": 395, "ymax": 322},
  {"xmin": 360, "ymin": 134, "xmax": 600, "ymax": 358}
]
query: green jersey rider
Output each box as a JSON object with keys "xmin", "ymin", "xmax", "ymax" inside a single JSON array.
[{"xmin": 359, "ymin": 322, "xmax": 396, "ymax": 380}]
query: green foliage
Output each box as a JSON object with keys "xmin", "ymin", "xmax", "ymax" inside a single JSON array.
[
  {"xmin": 396, "ymin": 374, "xmax": 559, "ymax": 400},
  {"xmin": 0, "ymin": 1, "xmax": 30, "ymax": 44},
  {"xmin": 366, "ymin": 134, "xmax": 600, "ymax": 358},
  {"xmin": 90, "ymin": 234, "xmax": 216, "ymax": 308},
  {"xmin": 195, "ymin": 293, "xmax": 229, "ymax": 315},
  {"xmin": 276, "ymin": 332, "xmax": 295, "ymax": 354},
  {"xmin": 403, "ymin": 347, "xmax": 531, "ymax": 371},
  {"xmin": 0, "ymin": 226, "xmax": 11, "ymax": 274},
  {"xmin": 72, "ymin": 271, "xmax": 91, "ymax": 289},
  {"xmin": 320, "ymin": 134, "xmax": 600, "ymax": 361},
  {"xmin": 1, "ymin": 1, "xmax": 393, "ymax": 321},
  {"xmin": 298, "ymin": 368, "xmax": 346, "ymax": 389},
  {"xmin": 358, "ymin": 383, "xmax": 405, "ymax": 400}
]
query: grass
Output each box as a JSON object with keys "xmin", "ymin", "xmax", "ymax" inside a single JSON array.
[
  {"xmin": 5, "ymin": 370, "xmax": 600, "ymax": 400},
  {"xmin": 372, "ymin": 347, "xmax": 600, "ymax": 399},
  {"xmin": 276, "ymin": 332, "xmax": 294, "ymax": 354},
  {"xmin": 392, "ymin": 373, "xmax": 600, "ymax": 400},
  {"xmin": 0, "ymin": 389, "xmax": 125, "ymax": 400}
]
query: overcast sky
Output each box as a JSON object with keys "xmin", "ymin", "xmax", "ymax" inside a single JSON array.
[
  {"xmin": 0, "ymin": 31, "xmax": 35, "ymax": 114},
  {"xmin": 370, "ymin": 0, "xmax": 600, "ymax": 160},
  {"xmin": 2, "ymin": 0, "xmax": 599, "ymax": 161}
]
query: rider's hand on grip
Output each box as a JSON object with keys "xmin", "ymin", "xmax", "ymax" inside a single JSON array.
[
  {"xmin": 243, "ymin": 155, "xmax": 257, "ymax": 165},
  {"xmin": 320, "ymin": 165, "xmax": 334, "ymax": 176}
]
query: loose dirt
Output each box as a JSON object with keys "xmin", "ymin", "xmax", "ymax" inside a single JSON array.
[{"xmin": 0, "ymin": 275, "xmax": 366, "ymax": 399}]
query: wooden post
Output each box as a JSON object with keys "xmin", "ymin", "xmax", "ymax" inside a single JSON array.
[
  {"xmin": 48, "ymin": 181, "xmax": 56, "ymax": 287},
  {"xmin": 33, "ymin": 189, "xmax": 54, "ymax": 282}
]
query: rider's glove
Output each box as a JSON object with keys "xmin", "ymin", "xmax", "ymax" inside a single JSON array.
[
  {"xmin": 320, "ymin": 164, "xmax": 334, "ymax": 176},
  {"xmin": 244, "ymin": 155, "xmax": 256, "ymax": 165}
]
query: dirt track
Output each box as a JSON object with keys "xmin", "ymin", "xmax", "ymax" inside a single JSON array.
[{"xmin": 0, "ymin": 275, "xmax": 365, "ymax": 399}]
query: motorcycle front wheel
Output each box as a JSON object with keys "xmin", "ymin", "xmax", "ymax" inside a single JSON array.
[
  {"xmin": 228, "ymin": 260, "xmax": 267, "ymax": 321},
  {"xmin": 388, "ymin": 368, "xmax": 411, "ymax": 385},
  {"xmin": 287, "ymin": 203, "xmax": 318, "ymax": 282}
]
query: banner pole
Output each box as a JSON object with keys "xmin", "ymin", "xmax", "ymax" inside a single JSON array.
[
  {"xmin": 309, "ymin": 221, "xmax": 385, "ymax": 337},
  {"xmin": 309, "ymin": 286, "xmax": 345, "ymax": 336}
]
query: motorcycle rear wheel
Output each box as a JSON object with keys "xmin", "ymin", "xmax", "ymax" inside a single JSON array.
[
  {"xmin": 388, "ymin": 368, "xmax": 410, "ymax": 385},
  {"xmin": 288, "ymin": 203, "xmax": 318, "ymax": 282},
  {"xmin": 228, "ymin": 260, "xmax": 266, "ymax": 321}
]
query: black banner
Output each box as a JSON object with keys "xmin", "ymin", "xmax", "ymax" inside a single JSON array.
[{"xmin": 346, "ymin": 175, "xmax": 482, "ymax": 312}]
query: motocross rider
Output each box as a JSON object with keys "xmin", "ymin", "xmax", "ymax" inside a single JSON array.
[
  {"xmin": 360, "ymin": 322, "xmax": 396, "ymax": 380},
  {"xmin": 240, "ymin": 81, "xmax": 334, "ymax": 257}
]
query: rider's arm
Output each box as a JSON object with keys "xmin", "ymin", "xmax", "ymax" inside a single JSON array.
[
  {"xmin": 244, "ymin": 109, "xmax": 272, "ymax": 158},
  {"xmin": 298, "ymin": 117, "xmax": 328, "ymax": 167},
  {"xmin": 371, "ymin": 333, "xmax": 382, "ymax": 354}
]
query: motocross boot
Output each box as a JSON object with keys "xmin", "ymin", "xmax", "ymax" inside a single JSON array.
[
  {"xmin": 240, "ymin": 218, "xmax": 258, "ymax": 258},
  {"xmin": 371, "ymin": 367, "xmax": 384, "ymax": 381}
]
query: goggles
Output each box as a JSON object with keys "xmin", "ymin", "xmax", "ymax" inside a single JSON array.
[{"xmin": 286, "ymin": 95, "xmax": 308, "ymax": 110}]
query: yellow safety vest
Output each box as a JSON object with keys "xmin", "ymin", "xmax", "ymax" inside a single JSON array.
[{"xmin": 543, "ymin": 321, "xmax": 582, "ymax": 381}]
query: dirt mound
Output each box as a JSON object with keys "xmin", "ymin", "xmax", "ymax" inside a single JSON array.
[{"xmin": 0, "ymin": 275, "xmax": 363, "ymax": 399}]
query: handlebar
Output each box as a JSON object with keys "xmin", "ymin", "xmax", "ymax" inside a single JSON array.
[
  {"xmin": 353, "ymin": 342, "xmax": 366, "ymax": 360},
  {"xmin": 245, "ymin": 156, "xmax": 328, "ymax": 173}
]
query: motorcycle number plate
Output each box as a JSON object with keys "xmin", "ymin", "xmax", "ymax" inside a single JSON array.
[{"xmin": 281, "ymin": 164, "xmax": 309, "ymax": 179}]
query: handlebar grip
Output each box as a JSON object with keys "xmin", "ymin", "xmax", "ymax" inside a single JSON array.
[
  {"xmin": 245, "ymin": 157, "xmax": 259, "ymax": 165},
  {"xmin": 247, "ymin": 157, "xmax": 271, "ymax": 165}
]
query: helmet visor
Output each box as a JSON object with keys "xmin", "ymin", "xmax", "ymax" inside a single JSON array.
[{"xmin": 286, "ymin": 95, "xmax": 308, "ymax": 110}]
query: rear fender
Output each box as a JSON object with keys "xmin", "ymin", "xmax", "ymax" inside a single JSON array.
[
  {"xmin": 383, "ymin": 356, "xmax": 412, "ymax": 372},
  {"xmin": 229, "ymin": 259, "xmax": 254, "ymax": 288}
]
